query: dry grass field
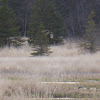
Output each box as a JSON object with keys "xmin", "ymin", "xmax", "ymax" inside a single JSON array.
[{"xmin": 0, "ymin": 39, "xmax": 100, "ymax": 100}]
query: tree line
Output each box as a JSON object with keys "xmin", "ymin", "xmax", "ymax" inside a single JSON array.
[
  {"xmin": 0, "ymin": 0, "xmax": 65, "ymax": 55},
  {"xmin": 0, "ymin": 0, "xmax": 99, "ymax": 55},
  {"xmin": 55, "ymin": 0, "xmax": 100, "ymax": 37}
]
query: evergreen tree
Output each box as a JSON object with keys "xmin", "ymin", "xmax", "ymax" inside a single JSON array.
[
  {"xmin": 8, "ymin": 0, "xmax": 33, "ymax": 36},
  {"xmin": 0, "ymin": 0, "xmax": 21, "ymax": 47},
  {"xmin": 80, "ymin": 10, "xmax": 97, "ymax": 53},
  {"xmin": 31, "ymin": 23, "xmax": 51, "ymax": 56},
  {"xmin": 28, "ymin": 0, "xmax": 65, "ymax": 44}
]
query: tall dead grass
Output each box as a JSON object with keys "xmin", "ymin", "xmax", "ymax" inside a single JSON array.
[
  {"xmin": 0, "ymin": 39, "xmax": 100, "ymax": 99},
  {"xmin": 0, "ymin": 39, "xmax": 81, "ymax": 57}
]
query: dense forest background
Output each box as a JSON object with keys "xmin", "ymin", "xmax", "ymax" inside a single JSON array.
[
  {"xmin": 8, "ymin": 0, "xmax": 100, "ymax": 37},
  {"xmin": 55, "ymin": 0, "xmax": 100, "ymax": 37},
  {"xmin": 0, "ymin": 0, "xmax": 100, "ymax": 52}
]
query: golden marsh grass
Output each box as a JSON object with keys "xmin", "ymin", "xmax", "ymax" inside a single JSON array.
[{"xmin": 0, "ymin": 40, "xmax": 100, "ymax": 100}]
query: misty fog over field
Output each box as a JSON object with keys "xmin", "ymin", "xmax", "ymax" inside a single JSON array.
[{"xmin": 0, "ymin": 0, "xmax": 100, "ymax": 99}]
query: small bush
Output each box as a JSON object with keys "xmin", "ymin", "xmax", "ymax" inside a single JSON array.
[{"xmin": 80, "ymin": 10, "xmax": 97, "ymax": 53}]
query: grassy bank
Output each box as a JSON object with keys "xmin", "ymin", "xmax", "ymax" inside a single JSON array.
[{"xmin": 0, "ymin": 40, "xmax": 100, "ymax": 100}]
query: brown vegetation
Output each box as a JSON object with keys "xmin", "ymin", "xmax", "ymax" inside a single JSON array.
[{"xmin": 0, "ymin": 40, "xmax": 100, "ymax": 100}]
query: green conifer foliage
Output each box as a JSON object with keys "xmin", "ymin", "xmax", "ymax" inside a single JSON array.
[
  {"xmin": 80, "ymin": 10, "xmax": 97, "ymax": 53},
  {"xmin": 31, "ymin": 23, "xmax": 51, "ymax": 56},
  {"xmin": 0, "ymin": 0, "xmax": 20, "ymax": 47},
  {"xmin": 28, "ymin": 0, "xmax": 65, "ymax": 44}
]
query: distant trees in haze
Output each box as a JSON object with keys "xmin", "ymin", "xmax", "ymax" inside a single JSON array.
[
  {"xmin": 54, "ymin": 0, "xmax": 99, "ymax": 37},
  {"xmin": 2, "ymin": 0, "xmax": 99, "ymax": 38},
  {"xmin": 0, "ymin": 0, "xmax": 21, "ymax": 47},
  {"xmin": 28, "ymin": 0, "xmax": 65, "ymax": 55},
  {"xmin": 0, "ymin": 0, "xmax": 99, "ymax": 55},
  {"xmin": 8, "ymin": 0, "xmax": 33, "ymax": 36},
  {"xmin": 80, "ymin": 10, "xmax": 98, "ymax": 53},
  {"xmin": 31, "ymin": 23, "xmax": 51, "ymax": 56},
  {"xmin": 28, "ymin": 0, "xmax": 65, "ymax": 45}
]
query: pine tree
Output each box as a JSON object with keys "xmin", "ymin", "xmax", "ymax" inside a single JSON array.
[
  {"xmin": 8, "ymin": 0, "xmax": 33, "ymax": 36},
  {"xmin": 31, "ymin": 23, "xmax": 50, "ymax": 56},
  {"xmin": 0, "ymin": 0, "xmax": 21, "ymax": 47},
  {"xmin": 80, "ymin": 10, "xmax": 97, "ymax": 53},
  {"xmin": 28, "ymin": 0, "xmax": 65, "ymax": 44}
]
